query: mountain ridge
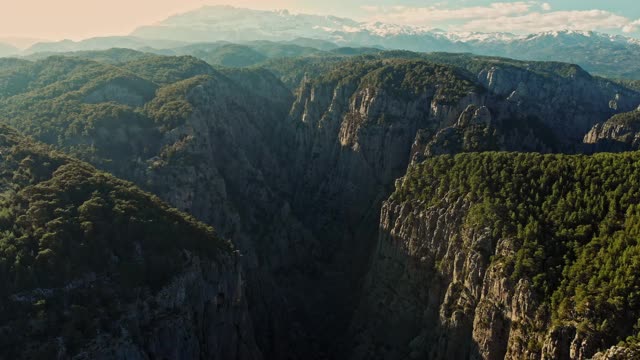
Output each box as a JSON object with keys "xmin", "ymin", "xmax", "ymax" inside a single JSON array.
[{"xmin": 6, "ymin": 6, "xmax": 639, "ymax": 80}]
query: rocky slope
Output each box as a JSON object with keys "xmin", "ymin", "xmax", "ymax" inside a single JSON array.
[
  {"xmin": 584, "ymin": 109, "xmax": 640, "ymax": 151},
  {"xmin": 137, "ymin": 69, "xmax": 320, "ymax": 359},
  {"xmin": 0, "ymin": 125, "xmax": 260, "ymax": 359},
  {"xmin": 280, "ymin": 56, "xmax": 640, "ymax": 357},
  {"xmin": 350, "ymin": 152, "xmax": 640, "ymax": 360}
]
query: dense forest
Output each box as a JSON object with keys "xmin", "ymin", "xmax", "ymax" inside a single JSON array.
[
  {"xmin": 0, "ymin": 125, "xmax": 230, "ymax": 358},
  {"xmin": 392, "ymin": 151, "xmax": 640, "ymax": 351}
]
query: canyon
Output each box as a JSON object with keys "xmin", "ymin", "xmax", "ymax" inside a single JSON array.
[{"xmin": 2, "ymin": 50, "xmax": 640, "ymax": 359}]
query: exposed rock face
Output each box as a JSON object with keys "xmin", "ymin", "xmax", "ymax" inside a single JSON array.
[
  {"xmin": 126, "ymin": 71, "xmax": 313, "ymax": 359},
  {"xmin": 541, "ymin": 326, "xmax": 577, "ymax": 360},
  {"xmin": 474, "ymin": 64, "xmax": 638, "ymax": 145},
  {"xmin": 584, "ymin": 109, "xmax": 640, "ymax": 151},
  {"xmin": 129, "ymin": 59, "xmax": 640, "ymax": 359},
  {"xmin": 348, "ymin": 192, "xmax": 599, "ymax": 360},
  {"xmin": 347, "ymin": 151, "xmax": 640, "ymax": 360},
  {"xmin": 72, "ymin": 252, "xmax": 261, "ymax": 360},
  {"xmin": 591, "ymin": 345, "xmax": 640, "ymax": 360},
  {"xmin": 348, "ymin": 196, "xmax": 524, "ymax": 360}
]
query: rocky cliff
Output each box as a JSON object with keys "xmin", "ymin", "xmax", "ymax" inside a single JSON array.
[
  {"xmin": 283, "ymin": 60, "xmax": 640, "ymax": 358},
  {"xmin": 350, "ymin": 152, "xmax": 640, "ymax": 360},
  {"xmin": 349, "ymin": 195, "xmax": 544, "ymax": 360},
  {"xmin": 584, "ymin": 109, "xmax": 640, "ymax": 152},
  {"xmin": 138, "ymin": 69, "xmax": 321, "ymax": 359},
  {"xmin": 0, "ymin": 126, "xmax": 261, "ymax": 359}
]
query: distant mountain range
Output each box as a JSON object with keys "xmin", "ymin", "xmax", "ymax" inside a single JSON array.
[
  {"xmin": 0, "ymin": 43, "xmax": 18, "ymax": 57},
  {"xmin": 23, "ymin": 36, "xmax": 186, "ymax": 54},
  {"xmin": 4, "ymin": 6, "xmax": 640, "ymax": 79}
]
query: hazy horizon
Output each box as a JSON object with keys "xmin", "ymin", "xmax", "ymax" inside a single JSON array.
[{"xmin": 2, "ymin": 0, "xmax": 640, "ymax": 47}]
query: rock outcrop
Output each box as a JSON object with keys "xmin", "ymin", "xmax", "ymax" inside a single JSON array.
[
  {"xmin": 349, "ymin": 151, "xmax": 640, "ymax": 360},
  {"xmin": 584, "ymin": 109, "xmax": 640, "ymax": 151},
  {"xmin": 591, "ymin": 345, "xmax": 640, "ymax": 360},
  {"xmin": 72, "ymin": 252, "xmax": 261, "ymax": 360}
]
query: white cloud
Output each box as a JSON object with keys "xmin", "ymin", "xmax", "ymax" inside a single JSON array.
[
  {"xmin": 360, "ymin": 5, "xmax": 379, "ymax": 12},
  {"xmin": 623, "ymin": 19, "xmax": 640, "ymax": 33},
  {"xmin": 459, "ymin": 10, "xmax": 629, "ymax": 33},
  {"xmin": 361, "ymin": 2, "xmax": 640, "ymax": 35},
  {"xmin": 362, "ymin": 2, "xmax": 535, "ymax": 25}
]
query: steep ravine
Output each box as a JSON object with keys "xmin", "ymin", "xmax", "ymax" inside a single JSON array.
[
  {"xmin": 3, "ymin": 54, "xmax": 640, "ymax": 359},
  {"xmin": 82, "ymin": 59, "xmax": 640, "ymax": 359},
  {"xmin": 279, "ymin": 59, "xmax": 640, "ymax": 358}
]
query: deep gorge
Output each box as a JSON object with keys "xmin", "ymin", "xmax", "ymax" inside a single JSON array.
[{"xmin": 2, "ymin": 50, "xmax": 640, "ymax": 359}]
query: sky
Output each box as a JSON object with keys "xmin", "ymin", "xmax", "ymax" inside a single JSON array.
[{"xmin": 1, "ymin": 0, "xmax": 640, "ymax": 45}]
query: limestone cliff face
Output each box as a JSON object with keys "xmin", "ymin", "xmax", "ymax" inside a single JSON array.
[
  {"xmin": 475, "ymin": 64, "xmax": 639, "ymax": 145},
  {"xmin": 349, "ymin": 192, "xmax": 602, "ymax": 360},
  {"xmin": 282, "ymin": 60, "xmax": 640, "ymax": 358},
  {"xmin": 591, "ymin": 346, "xmax": 640, "ymax": 360},
  {"xmin": 71, "ymin": 252, "xmax": 261, "ymax": 360},
  {"xmin": 584, "ymin": 109, "xmax": 640, "ymax": 152},
  {"xmin": 289, "ymin": 60, "xmax": 640, "ymax": 191},
  {"xmin": 284, "ymin": 64, "xmax": 494, "ymax": 355},
  {"xmin": 349, "ymin": 145, "xmax": 640, "ymax": 360},
  {"xmin": 288, "ymin": 62, "xmax": 485, "ymax": 226},
  {"xmin": 128, "ymin": 71, "xmax": 314, "ymax": 359},
  {"xmin": 584, "ymin": 121, "xmax": 640, "ymax": 148}
]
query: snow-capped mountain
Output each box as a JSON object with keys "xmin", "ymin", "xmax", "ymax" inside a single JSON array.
[
  {"xmin": 129, "ymin": 6, "xmax": 640, "ymax": 78},
  {"xmin": 132, "ymin": 6, "xmax": 361, "ymax": 43},
  {"xmin": 7, "ymin": 6, "xmax": 640, "ymax": 79},
  {"xmin": 472, "ymin": 30, "xmax": 640, "ymax": 79},
  {"xmin": 130, "ymin": 7, "xmax": 639, "ymax": 48}
]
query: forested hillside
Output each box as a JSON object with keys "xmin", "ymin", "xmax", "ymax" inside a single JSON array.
[
  {"xmin": 0, "ymin": 125, "xmax": 260, "ymax": 359},
  {"xmin": 353, "ymin": 151, "xmax": 640, "ymax": 359}
]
